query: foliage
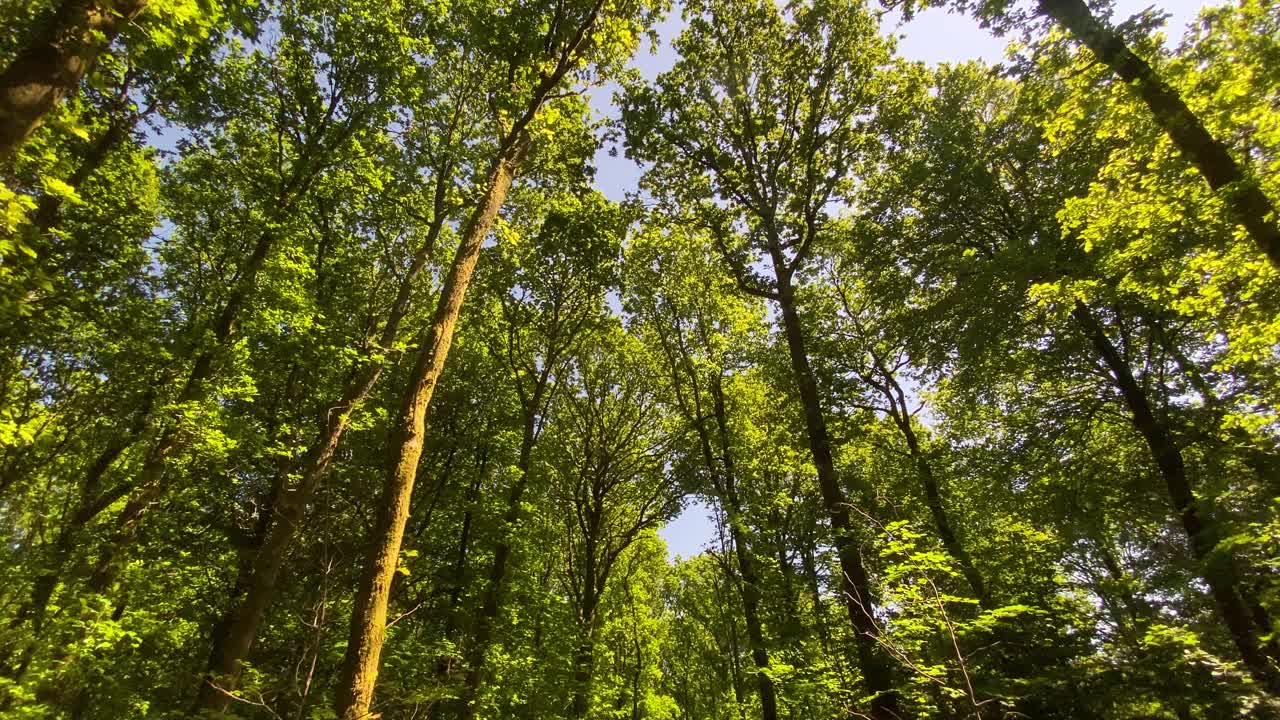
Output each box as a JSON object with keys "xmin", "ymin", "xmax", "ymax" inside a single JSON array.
[{"xmin": 0, "ymin": 0, "xmax": 1277, "ymax": 718}]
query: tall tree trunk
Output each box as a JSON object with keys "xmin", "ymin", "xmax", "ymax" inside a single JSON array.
[
  {"xmin": 195, "ymin": 161, "xmax": 451, "ymax": 715},
  {"xmin": 1037, "ymin": 0, "xmax": 1280, "ymax": 270},
  {"xmin": 1, "ymin": 386, "xmax": 152, "ymax": 677},
  {"xmin": 333, "ymin": 136, "xmax": 527, "ymax": 720},
  {"xmin": 1071, "ymin": 300, "xmax": 1280, "ymax": 692},
  {"xmin": 1, "ymin": 110, "xmax": 134, "ymax": 337},
  {"xmin": 82, "ymin": 226, "xmax": 277, "ymax": 596},
  {"xmin": 460, "ymin": 383, "xmax": 543, "ymax": 718},
  {"xmin": 0, "ymin": 0, "xmax": 148, "ymax": 162},
  {"xmin": 30, "ymin": 113, "xmax": 129, "ymax": 229},
  {"xmin": 570, "ymin": 566, "xmax": 600, "ymax": 720},
  {"xmin": 708, "ymin": 374, "xmax": 779, "ymax": 720},
  {"xmin": 773, "ymin": 278, "xmax": 900, "ymax": 720},
  {"xmin": 332, "ymin": 2, "xmax": 609, "ymax": 705},
  {"xmin": 570, "ymin": 634, "xmax": 595, "ymax": 718},
  {"xmin": 11, "ymin": 222, "xmax": 284, "ymax": 712}
]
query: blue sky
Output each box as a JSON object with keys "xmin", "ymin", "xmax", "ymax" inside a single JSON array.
[{"xmin": 628, "ymin": 0, "xmax": 1217, "ymax": 560}]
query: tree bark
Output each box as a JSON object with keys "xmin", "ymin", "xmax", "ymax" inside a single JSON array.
[
  {"xmin": 459, "ymin": 383, "xmax": 542, "ymax": 717},
  {"xmin": 1071, "ymin": 300, "xmax": 1280, "ymax": 692},
  {"xmin": 651, "ymin": 304, "xmax": 779, "ymax": 720},
  {"xmin": 0, "ymin": 0, "xmax": 148, "ymax": 163},
  {"xmin": 885, "ymin": 395, "xmax": 990, "ymax": 608},
  {"xmin": 570, "ymin": 554, "xmax": 600, "ymax": 720},
  {"xmin": 333, "ymin": 137, "xmax": 526, "ymax": 720},
  {"xmin": 82, "ymin": 226, "xmax": 277, "ymax": 596},
  {"xmin": 773, "ymin": 278, "xmax": 900, "ymax": 719},
  {"xmin": 1037, "ymin": 0, "xmax": 1280, "ymax": 270}
]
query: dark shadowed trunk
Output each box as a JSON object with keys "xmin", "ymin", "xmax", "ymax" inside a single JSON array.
[
  {"xmin": 708, "ymin": 374, "xmax": 779, "ymax": 720},
  {"xmin": 1038, "ymin": 0, "xmax": 1280, "ymax": 270},
  {"xmin": 773, "ymin": 275, "xmax": 900, "ymax": 719},
  {"xmin": 1072, "ymin": 300, "xmax": 1280, "ymax": 692},
  {"xmin": 876, "ymin": 363, "xmax": 990, "ymax": 609},
  {"xmin": 460, "ymin": 376, "xmax": 546, "ymax": 717}
]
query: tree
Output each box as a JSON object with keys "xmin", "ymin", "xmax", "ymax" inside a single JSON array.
[
  {"xmin": 625, "ymin": 224, "xmax": 781, "ymax": 720},
  {"xmin": 548, "ymin": 331, "xmax": 681, "ymax": 717},
  {"xmin": 333, "ymin": 2, "xmax": 664, "ymax": 716},
  {"xmin": 621, "ymin": 1, "xmax": 903, "ymax": 715}
]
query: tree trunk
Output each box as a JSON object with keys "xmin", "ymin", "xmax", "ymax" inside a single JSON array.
[
  {"xmin": 0, "ymin": 388, "xmax": 154, "ymax": 680},
  {"xmin": 194, "ymin": 363, "xmax": 384, "ymax": 710},
  {"xmin": 460, "ymin": 385, "xmax": 541, "ymax": 717},
  {"xmin": 570, "ymin": 635, "xmax": 595, "ymax": 718},
  {"xmin": 895, "ymin": 416, "xmax": 990, "ymax": 609},
  {"xmin": 773, "ymin": 278, "xmax": 900, "ymax": 719},
  {"xmin": 333, "ymin": 137, "xmax": 526, "ymax": 720},
  {"xmin": 0, "ymin": 0, "xmax": 148, "ymax": 162},
  {"xmin": 81, "ymin": 226, "xmax": 277, "ymax": 596},
  {"xmin": 0, "ymin": 111, "xmax": 133, "ymax": 339},
  {"xmin": 196, "ymin": 165, "xmax": 451, "ymax": 714},
  {"xmin": 1037, "ymin": 0, "xmax": 1280, "ymax": 270},
  {"xmin": 708, "ymin": 375, "xmax": 779, "ymax": 720},
  {"xmin": 31, "ymin": 113, "xmax": 128, "ymax": 229},
  {"xmin": 1071, "ymin": 300, "xmax": 1280, "ymax": 692}
]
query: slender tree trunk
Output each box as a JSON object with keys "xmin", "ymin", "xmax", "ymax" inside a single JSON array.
[
  {"xmin": 799, "ymin": 533, "xmax": 850, "ymax": 684},
  {"xmin": 460, "ymin": 386, "xmax": 542, "ymax": 717},
  {"xmin": 0, "ymin": 0, "xmax": 148, "ymax": 162},
  {"xmin": 707, "ymin": 375, "xmax": 779, "ymax": 720},
  {"xmin": 651, "ymin": 305, "xmax": 779, "ymax": 719},
  {"xmin": 1037, "ymin": 0, "xmax": 1280, "ymax": 270},
  {"xmin": 1148, "ymin": 315, "xmax": 1280, "ymax": 496},
  {"xmin": 723, "ymin": 580, "xmax": 746, "ymax": 717},
  {"xmin": 1, "ymin": 386, "xmax": 154, "ymax": 679},
  {"xmin": 194, "ymin": 364, "xmax": 384, "ymax": 710},
  {"xmin": 570, "ymin": 567, "xmax": 600, "ymax": 720},
  {"xmin": 1, "ymin": 111, "xmax": 133, "ymax": 337},
  {"xmin": 1093, "ymin": 532, "xmax": 1148, "ymax": 637},
  {"xmin": 771, "ymin": 527, "xmax": 802, "ymax": 642},
  {"xmin": 570, "ymin": 634, "xmax": 596, "ymax": 718},
  {"xmin": 31, "ymin": 114, "xmax": 129, "ymax": 229},
  {"xmin": 334, "ymin": 136, "xmax": 527, "ymax": 720},
  {"xmin": 82, "ymin": 226, "xmax": 277, "ymax": 596},
  {"xmin": 773, "ymin": 278, "xmax": 900, "ymax": 719},
  {"xmin": 894, "ymin": 416, "xmax": 990, "ymax": 609},
  {"xmin": 444, "ymin": 450, "xmax": 488, "ymax": 617},
  {"xmin": 1071, "ymin": 301, "xmax": 1280, "ymax": 692}
]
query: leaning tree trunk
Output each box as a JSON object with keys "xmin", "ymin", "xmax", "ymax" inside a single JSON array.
[
  {"xmin": 1072, "ymin": 301, "xmax": 1280, "ymax": 693},
  {"xmin": 331, "ymin": 8, "xmax": 608, "ymax": 706},
  {"xmin": 773, "ymin": 278, "xmax": 901, "ymax": 720},
  {"xmin": 1038, "ymin": 0, "xmax": 1280, "ymax": 270},
  {"xmin": 333, "ymin": 136, "xmax": 527, "ymax": 720},
  {"xmin": 4, "ymin": 224, "xmax": 272, "ymax": 679},
  {"xmin": 893, "ymin": 412, "xmax": 990, "ymax": 609},
  {"xmin": 195, "ymin": 166, "xmax": 451, "ymax": 715},
  {"xmin": 82, "ymin": 225, "xmax": 277, "ymax": 597},
  {"xmin": 0, "ymin": 0, "xmax": 149, "ymax": 162}
]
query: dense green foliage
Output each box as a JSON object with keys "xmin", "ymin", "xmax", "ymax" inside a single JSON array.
[{"xmin": 0, "ymin": 0, "xmax": 1277, "ymax": 718}]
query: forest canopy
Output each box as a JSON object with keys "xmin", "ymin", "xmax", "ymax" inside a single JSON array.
[{"xmin": 0, "ymin": 0, "xmax": 1278, "ymax": 718}]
